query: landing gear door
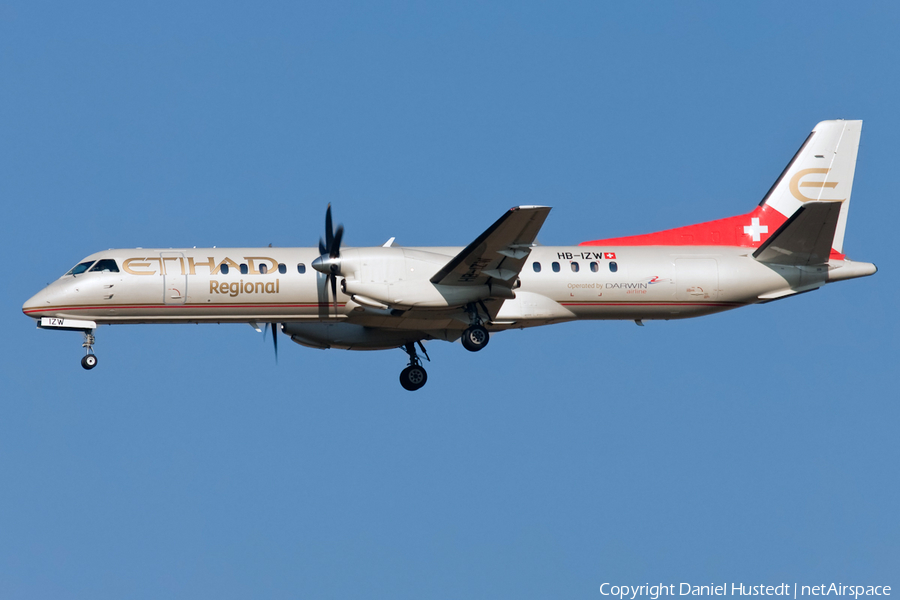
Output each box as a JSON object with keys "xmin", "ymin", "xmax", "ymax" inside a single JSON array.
[
  {"xmin": 675, "ymin": 258, "xmax": 718, "ymax": 301},
  {"xmin": 161, "ymin": 252, "xmax": 188, "ymax": 305}
]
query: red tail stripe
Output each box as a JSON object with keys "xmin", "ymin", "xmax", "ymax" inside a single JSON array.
[{"xmin": 580, "ymin": 205, "xmax": 786, "ymax": 248}]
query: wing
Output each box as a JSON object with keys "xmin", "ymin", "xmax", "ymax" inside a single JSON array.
[{"xmin": 430, "ymin": 206, "xmax": 551, "ymax": 287}]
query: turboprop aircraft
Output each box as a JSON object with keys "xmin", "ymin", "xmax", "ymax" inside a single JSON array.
[{"xmin": 23, "ymin": 120, "xmax": 876, "ymax": 390}]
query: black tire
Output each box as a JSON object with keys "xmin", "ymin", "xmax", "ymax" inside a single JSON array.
[
  {"xmin": 461, "ymin": 325, "xmax": 490, "ymax": 352},
  {"xmin": 81, "ymin": 354, "xmax": 98, "ymax": 370},
  {"xmin": 399, "ymin": 365, "xmax": 427, "ymax": 391}
]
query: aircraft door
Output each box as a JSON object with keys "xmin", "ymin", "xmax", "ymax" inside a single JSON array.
[
  {"xmin": 675, "ymin": 258, "xmax": 718, "ymax": 301},
  {"xmin": 161, "ymin": 252, "xmax": 188, "ymax": 305}
]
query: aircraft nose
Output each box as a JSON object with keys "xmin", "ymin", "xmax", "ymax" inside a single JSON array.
[{"xmin": 23, "ymin": 285, "xmax": 54, "ymax": 318}]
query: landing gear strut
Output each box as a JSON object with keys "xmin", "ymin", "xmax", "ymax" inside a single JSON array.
[
  {"xmin": 399, "ymin": 341, "xmax": 429, "ymax": 391},
  {"xmin": 461, "ymin": 302, "xmax": 490, "ymax": 352},
  {"xmin": 81, "ymin": 330, "xmax": 97, "ymax": 370}
]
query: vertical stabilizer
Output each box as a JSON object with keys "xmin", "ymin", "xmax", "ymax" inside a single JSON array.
[
  {"xmin": 761, "ymin": 120, "xmax": 861, "ymax": 253},
  {"xmin": 580, "ymin": 120, "xmax": 862, "ymax": 254}
]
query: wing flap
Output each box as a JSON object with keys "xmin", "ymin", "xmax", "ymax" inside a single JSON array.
[{"xmin": 430, "ymin": 206, "xmax": 551, "ymax": 287}]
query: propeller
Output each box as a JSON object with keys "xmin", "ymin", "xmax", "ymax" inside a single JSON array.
[
  {"xmin": 312, "ymin": 204, "xmax": 344, "ymax": 315},
  {"xmin": 263, "ymin": 322, "xmax": 279, "ymax": 363}
]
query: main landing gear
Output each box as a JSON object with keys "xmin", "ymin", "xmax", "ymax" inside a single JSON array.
[
  {"xmin": 399, "ymin": 341, "xmax": 429, "ymax": 391},
  {"xmin": 81, "ymin": 330, "xmax": 98, "ymax": 370},
  {"xmin": 461, "ymin": 302, "xmax": 490, "ymax": 352},
  {"xmin": 395, "ymin": 302, "xmax": 493, "ymax": 390},
  {"xmin": 461, "ymin": 324, "xmax": 489, "ymax": 352}
]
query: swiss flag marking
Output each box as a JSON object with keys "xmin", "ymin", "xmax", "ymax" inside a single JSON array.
[
  {"xmin": 604, "ymin": 252, "xmax": 616, "ymax": 259},
  {"xmin": 743, "ymin": 217, "xmax": 769, "ymax": 242}
]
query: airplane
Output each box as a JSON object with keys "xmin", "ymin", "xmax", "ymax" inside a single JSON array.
[{"xmin": 23, "ymin": 120, "xmax": 876, "ymax": 390}]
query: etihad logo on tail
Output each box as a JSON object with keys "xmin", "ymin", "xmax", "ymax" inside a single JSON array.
[{"xmin": 790, "ymin": 168, "xmax": 844, "ymax": 202}]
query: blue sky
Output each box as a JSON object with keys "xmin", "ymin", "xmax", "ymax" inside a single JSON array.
[{"xmin": 1, "ymin": 2, "xmax": 897, "ymax": 598}]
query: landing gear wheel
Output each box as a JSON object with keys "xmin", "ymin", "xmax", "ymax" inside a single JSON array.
[
  {"xmin": 461, "ymin": 324, "xmax": 490, "ymax": 352},
  {"xmin": 399, "ymin": 365, "xmax": 428, "ymax": 391},
  {"xmin": 81, "ymin": 354, "xmax": 98, "ymax": 370}
]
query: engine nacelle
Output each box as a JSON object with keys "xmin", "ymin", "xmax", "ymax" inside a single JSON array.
[{"xmin": 333, "ymin": 246, "xmax": 516, "ymax": 309}]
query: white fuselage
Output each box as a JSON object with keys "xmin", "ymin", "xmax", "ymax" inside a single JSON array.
[
  {"xmin": 22, "ymin": 245, "xmax": 874, "ymax": 336},
  {"xmin": 21, "ymin": 121, "xmax": 878, "ymax": 381}
]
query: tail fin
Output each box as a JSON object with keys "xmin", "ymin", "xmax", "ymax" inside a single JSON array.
[
  {"xmin": 579, "ymin": 120, "xmax": 862, "ymax": 254},
  {"xmin": 759, "ymin": 120, "xmax": 861, "ymax": 254}
]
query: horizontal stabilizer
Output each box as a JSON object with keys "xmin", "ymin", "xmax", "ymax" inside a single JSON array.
[{"xmin": 753, "ymin": 202, "xmax": 841, "ymax": 266}]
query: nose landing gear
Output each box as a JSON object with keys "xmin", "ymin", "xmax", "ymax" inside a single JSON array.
[
  {"xmin": 399, "ymin": 341, "xmax": 429, "ymax": 391},
  {"xmin": 81, "ymin": 331, "xmax": 98, "ymax": 370}
]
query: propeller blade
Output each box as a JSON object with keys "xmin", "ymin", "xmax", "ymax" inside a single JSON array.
[
  {"xmin": 263, "ymin": 323, "xmax": 278, "ymax": 363},
  {"xmin": 272, "ymin": 322, "xmax": 279, "ymax": 362},
  {"xmin": 316, "ymin": 203, "xmax": 344, "ymax": 318},
  {"xmin": 330, "ymin": 274, "xmax": 337, "ymax": 312},
  {"xmin": 330, "ymin": 224, "xmax": 344, "ymax": 259},
  {"xmin": 325, "ymin": 204, "xmax": 334, "ymax": 252}
]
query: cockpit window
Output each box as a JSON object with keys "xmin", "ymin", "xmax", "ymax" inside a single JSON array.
[
  {"xmin": 88, "ymin": 259, "xmax": 120, "ymax": 273},
  {"xmin": 65, "ymin": 261, "xmax": 96, "ymax": 276}
]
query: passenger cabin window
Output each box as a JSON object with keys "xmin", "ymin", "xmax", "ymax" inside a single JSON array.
[
  {"xmin": 590, "ymin": 261, "xmax": 599, "ymax": 272},
  {"xmin": 609, "ymin": 261, "xmax": 618, "ymax": 273},
  {"xmin": 571, "ymin": 262, "xmax": 579, "ymax": 273},
  {"xmin": 552, "ymin": 262, "xmax": 560, "ymax": 273},
  {"xmin": 259, "ymin": 264, "xmax": 268, "ymax": 274},
  {"xmin": 298, "ymin": 263, "xmax": 306, "ymax": 274},
  {"xmin": 220, "ymin": 264, "xmax": 230, "ymax": 274},
  {"xmin": 240, "ymin": 264, "xmax": 249, "ymax": 275},
  {"xmin": 66, "ymin": 261, "xmax": 96, "ymax": 276},
  {"xmin": 532, "ymin": 262, "xmax": 541, "ymax": 273},
  {"xmin": 89, "ymin": 259, "xmax": 120, "ymax": 273},
  {"xmin": 278, "ymin": 263, "xmax": 287, "ymax": 274}
]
